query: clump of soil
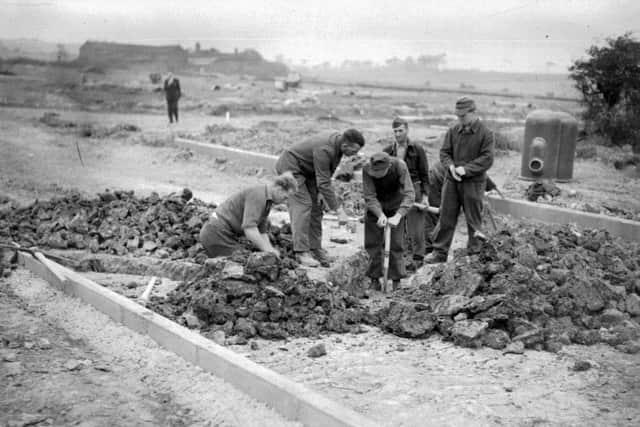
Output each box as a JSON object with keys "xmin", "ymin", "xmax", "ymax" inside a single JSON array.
[
  {"xmin": 148, "ymin": 251, "xmax": 367, "ymax": 340},
  {"xmin": 0, "ymin": 188, "xmax": 214, "ymax": 261},
  {"xmin": 376, "ymin": 222, "xmax": 640, "ymax": 353}
]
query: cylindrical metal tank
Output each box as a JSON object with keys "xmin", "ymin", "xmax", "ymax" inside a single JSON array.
[{"xmin": 520, "ymin": 110, "xmax": 578, "ymax": 182}]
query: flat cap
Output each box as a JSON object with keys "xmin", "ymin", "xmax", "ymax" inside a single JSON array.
[
  {"xmin": 368, "ymin": 152, "xmax": 391, "ymax": 178},
  {"xmin": 455, "ymin": 96, "xmax": 476, "ymax": 115}
]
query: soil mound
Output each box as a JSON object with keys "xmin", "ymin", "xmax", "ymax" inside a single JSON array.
[
  {"xmin": 376, "ymin": 223, "xmax": 640, "ymax": 353},
  {"xmin": 0, "ymin": 189, "xmax": 214, "ymax": 261},
  {"xmin": 148, "ymin": 251, "xmax": 368, "ymax": 340}
]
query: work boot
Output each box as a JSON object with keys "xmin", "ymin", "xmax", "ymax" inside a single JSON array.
[
  {"xmin": 311, "ymin": 248, "xmax": 333, "ymax": 267},
  {"xmin": 296, "ymin": 251, "xmax": 320, "ymax": 267},
  {"xmin": 369, "ymin": 277, "xmax": 382, "ymax": 292},
  {"xmin": 424, "ymin": 253, "xmax": 447, "ymax": 264}
]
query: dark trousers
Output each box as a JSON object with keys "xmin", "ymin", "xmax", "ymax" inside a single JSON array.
[
  {"xmin": 405, "ymin": 184, "xmax": 425, "ymax": 258},
  {"xmin": 424, "ymin": 211, "xmax": 439, "ymax": 253},
  {"xmin": 199, "ymin": 217, "xmax": 240, "ymax": 257},
  {"xmin": 275, "ymin": 154, "xmax": 322, "ymax": 252},
  {"xmin": 432, "ymin": 179, "xmax": 485, "ymax": 257},
  {"xmin": 364, "ymin": 211, "xmax": 406, "ymax": 281},
  {"xmin": 167, "ymin": 99, "xmax": 179, "ymax": 123}
]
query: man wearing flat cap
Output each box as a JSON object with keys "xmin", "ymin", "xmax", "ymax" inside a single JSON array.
[
  {"xmin": 383, "ymin": 117, "xmax": 430, "ymax": 265},
  {"xmin": 425, "ymin": 96, "xmax": 494, "ymax": 263},
  {"xmin": 362, "ymin": 152, "xmax": 415, "ymax": 290},
  {"xmin": 275, "ymin": 129, "xmax": 365, "ymax": 267}
]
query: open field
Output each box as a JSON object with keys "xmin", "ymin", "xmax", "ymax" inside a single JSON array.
[{"xmin": 1, "ymin": 63, "xmax": 639, "ymax": 426}]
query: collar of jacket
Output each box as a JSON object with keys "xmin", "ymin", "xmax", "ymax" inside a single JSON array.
[
  {"xmin": 458, "ymin": 119, "xmax": 480, "ymax": 134},
  {"xmin": 390, "ymin": 138, "xmax": 417, "ymax": 156}
]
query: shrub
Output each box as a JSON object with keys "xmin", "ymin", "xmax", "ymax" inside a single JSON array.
[{"xmin": 569, "ymin": 33, "xmax": 640, "ymax": 153}]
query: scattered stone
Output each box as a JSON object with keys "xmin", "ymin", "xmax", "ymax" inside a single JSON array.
[
  {"xmin": 625, "ymin": 294, "xmax": 640, "ymax": 316},
  {"xmin": 503, "ymin": 341, "xmax": 525, "ymax": 355},
  {"xmin": 250, "ymin": 341, "xmax": 260, "ymax": 351},
  {"xmin": 63, "ymin": 359, "xmax": 84, "ymax": 371},
  {"xmin": 451, "ymin": 320, "xmax": 488, "ymax": 348},
  {"xmin": 615, "ymin": 340, "xmax": 640, "ymax": 354},
  {"xmin": 3, "ymin": 361, "xmax": 23, "ymax": 376},
  {"xmin": 181, "ymin": 311, "xmax": 202, "ymax": 329},
  {"xmin": 483, "ymin": 329, "xmax": 511, "ymax": 350},
  {"xmin": 37, "ymin": 338, "xmax": 52, "ymax": 350},
  {"xmin": 307, "ymin": 343, "xmax": 327, "ymax": 358},
  {"xmin": 1, "ymin": 350, "xmax": 18, "ymax": 362},
  {"xmin": 572, "ymin": 360, "xmax": 592, "ymax": 372}
]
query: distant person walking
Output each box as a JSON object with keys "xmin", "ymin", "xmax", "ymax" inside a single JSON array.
[
  {"xmin": 164, "ymin": 72, "xmax": 181, "ymax": 124},
  {"xmin": 424, "ymin": 96, "xmax": 494, "ymax": 263}
]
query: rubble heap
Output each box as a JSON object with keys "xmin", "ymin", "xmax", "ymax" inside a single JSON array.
[
  {"xmin": 149, "ymin": 251, "xmax": 367, "ymax": 340},
  {"xmin": 0, "ymin": 189, "xmax": 214, "ymax": 261},
  {"xmin": 376, "ymin": 223, "xmax": 640, "ymax": 353}
]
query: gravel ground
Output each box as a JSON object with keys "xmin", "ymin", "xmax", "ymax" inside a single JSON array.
[{"xmin": 3, "ymin": 269, "xmax": 301, "ymax": 427}]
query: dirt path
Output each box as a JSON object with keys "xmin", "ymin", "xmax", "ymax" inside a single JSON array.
[
  {"xmin": 242, "ymin": 330, "xmax": 640, "ymax": 426},
  {"xmin": 1, "ymin": 270, "xmax": 300, "ymax": 427}
]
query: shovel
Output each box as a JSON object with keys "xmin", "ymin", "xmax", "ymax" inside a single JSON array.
[{"xmin": 382, "ymin": 224, "xmax": 391, "ymax": 293}]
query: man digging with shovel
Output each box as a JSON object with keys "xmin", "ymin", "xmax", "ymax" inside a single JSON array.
[{"xmin": 363, "ymin": 152, "xmax": 415, "ymax": 291}]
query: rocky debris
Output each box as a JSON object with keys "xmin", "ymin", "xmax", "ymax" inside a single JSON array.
[
  {"xmin": 376, "ymin": 222, "xmax": 640, "ymax": 352},
  {"xmin": 525, "ymin": 180, "xmax": 561, "ymax": 202},
  {"xmin": 572, "ymin": 360, "xmax": 592, "ymax": 372},
  {"xmin": 326, "ymin": 250, "xmax": 370, "ymax": 297},
  {"xmin": 334, "ymin": 179, "xmax": 365, "ymax": 217},
  {"xmin": 0, "ymin": 189, "xmax": 215, "ymax": 262},
  {"xmin": 148, "ymin": 252, "xmax": 367, "ymax": 340},
  {"xmin": 307, "ymin": 343, "xmax": 327, "ymax": 358}
]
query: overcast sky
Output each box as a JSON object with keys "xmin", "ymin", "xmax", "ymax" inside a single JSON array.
[{"xmin": 2, "ymin": 0, "xmax": 639, "ymax": 72}]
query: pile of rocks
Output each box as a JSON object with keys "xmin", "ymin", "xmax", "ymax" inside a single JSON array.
[
  {"xmin": 0, "ymin": 189, "xmax": 214, "ymax": 261},
  {"xmin": 376, "ymin": 223, "xmax": 640, "ymax": 353},
  {"xmin": 149, "ymin": 251, "xmax": 367, "ymax": 341}
]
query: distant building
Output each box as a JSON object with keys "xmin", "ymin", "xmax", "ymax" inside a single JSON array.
[
  {"xmin": 187, "ymin": 47, "xmax": 287, "ymax": 78},
  {"xmin": 77, "ymin": 41, "xmax": 188, "ymax": 68}
]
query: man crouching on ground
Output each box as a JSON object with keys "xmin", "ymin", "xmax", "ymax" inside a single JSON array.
[
  {"xmin": 199, "ymin": 172, "xmax": 298, "ymax": 257},
  {"xmin": 363, "ymin": 152, "xmax": 415, "ymax": 291},
  {"xmin": 275, "ymin": 128, "xmax": 365, "ymax": 267}
]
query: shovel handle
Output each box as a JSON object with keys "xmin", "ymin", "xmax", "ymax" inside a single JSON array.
[{"xmin": 382, "ymin": 225, "xmax": 391, "ymax": 293}]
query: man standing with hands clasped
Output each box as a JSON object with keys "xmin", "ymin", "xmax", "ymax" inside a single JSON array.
[
  {"xmin": 363, "ymin": 152, "xmax": 415, "ymax": 290},
  {"xmin": 425, "ymin": 96, "xmax": 494, "ymax": 263}
]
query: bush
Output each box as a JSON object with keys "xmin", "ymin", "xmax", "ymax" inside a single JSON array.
[{"xmin": 569, "ymin": 33, "xmax": 640, "ymax": 153}]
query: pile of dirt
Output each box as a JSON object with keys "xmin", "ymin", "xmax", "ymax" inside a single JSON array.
[
  {"xmin": 376, "ymin": 223, "xmax": 640, "ymax": 353},
  {"xmin": 0, "ymin": 189, "xmax": 215, "ymax": 261},
  {"xmin": 148, "ymin": 251, "xmax": 367, "ymax": 341},
  {"xmin": 525, "ymin": 180, "xmax": 561, "ymax": 202}
]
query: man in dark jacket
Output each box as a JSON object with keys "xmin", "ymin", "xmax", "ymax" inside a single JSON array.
[
  {"xmin": 424, "ymin": 161, "xmax": 497, "ymax": 254},
  {"xmin": 363, "ymin": 152, "xmax": 415, "ymax": 290},
  {"xmin": 425, "ymin": 96, "xmax": 494, "ymax": 263},
  {"xmin": 275, "ymin": 129, "xmax": 365, "ymax": 267},
  {"xmin": 383, "ymin": 117, "xmax": 429, "ymax": 263},
  {"xmin": 164, "ymin": 72, "xmax": 181, "ymax": 124}
]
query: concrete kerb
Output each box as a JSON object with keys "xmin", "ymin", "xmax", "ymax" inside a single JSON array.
[
  {"xmin": 487, "ymin": 195, "xmax": 640, "ymax": 241},
  {"xmin": 16, "ymin": 252, "xmax": 380, "ymax": 427},
  {"xmin": 175, "ymin": 137, "xmax": 277, "ymax": 171}
]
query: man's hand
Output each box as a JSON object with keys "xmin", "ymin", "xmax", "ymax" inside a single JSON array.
[
  {"xmin": 454, "ymin": 166, "xmax": 466, "ymax": 177},
  {"xmin": 376, "ymin": 214, "xmax": 388, "ymax": 228},
  {"xmin": 388, "ymin": 213, "xmax": 402, "ymax": 227},
  {"xmin": 317, "ymin": 193, "xmax": 328, "ymax": 211},
  {"xmin": 449, "ymin": 164, "xmax": 462, "ymax": 181}
]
